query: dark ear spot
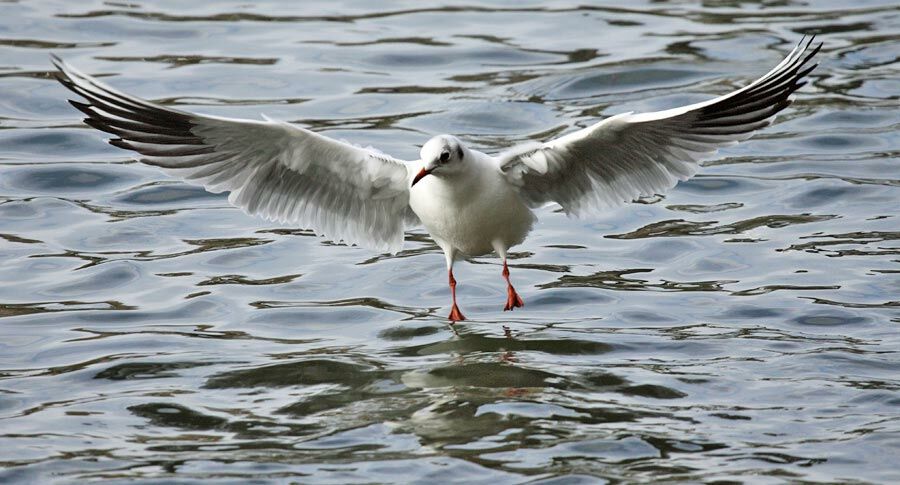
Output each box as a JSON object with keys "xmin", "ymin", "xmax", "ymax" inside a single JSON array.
[{"xmin": 456, "ymin": 145, "xmax": 464, "ymax": 160}]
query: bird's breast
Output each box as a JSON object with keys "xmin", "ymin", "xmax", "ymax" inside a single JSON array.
[{"xmin": 409, "ymin": 171, "xmax": 535, "ymax": 256}]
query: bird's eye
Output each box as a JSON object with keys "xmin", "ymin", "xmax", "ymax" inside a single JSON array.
[{"xmin": 440, "ymin": 151, "xmax": 450, "ymax": 163}]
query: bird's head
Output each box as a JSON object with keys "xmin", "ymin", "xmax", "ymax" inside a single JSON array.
[{"xmin": 412, "ymin": 135, "xmax": 466, "ymax": 187}]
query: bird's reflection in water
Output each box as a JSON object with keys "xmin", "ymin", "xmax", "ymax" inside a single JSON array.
[{"xmin": 114, "ymin": 318, "xmax": 690, "ymax": 474}]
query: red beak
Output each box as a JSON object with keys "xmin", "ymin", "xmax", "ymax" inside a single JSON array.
[{"xmin": 411, "ymin": 167, "xmax": 431, "ymax": 187}]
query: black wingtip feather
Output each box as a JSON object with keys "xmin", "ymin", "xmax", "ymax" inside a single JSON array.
[
  {"xmin": 82, "ymin": 117, "xmax": 123, "ymax": 137},
  {"xmin": 68, "ymin": 99, "xmax": 96, "ymax": 117},
  {"xmin": 108, "ymin": 138, "xmax": 134, "ymax": 151},
  {"xmin": 693, "ymin": 36, "xmax": 819, "ymax": 130}
]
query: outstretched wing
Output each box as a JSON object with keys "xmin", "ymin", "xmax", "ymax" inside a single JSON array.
[
  {"xmin": 53, "ymin": 56, "xmax": 417, "ymax": 253},
  {"xmin": 499, "ymin": 36, "xmax": 821, "ymax": 215}
]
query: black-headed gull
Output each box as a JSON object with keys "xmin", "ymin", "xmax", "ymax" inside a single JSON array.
[{"xmin": 53, "ymin": 37, "xmax": 820, "ymax": 322}]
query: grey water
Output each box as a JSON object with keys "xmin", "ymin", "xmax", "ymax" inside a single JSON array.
[{"xmin": 1, "ymin": 1, "xmax": 899, "ymax": 483}]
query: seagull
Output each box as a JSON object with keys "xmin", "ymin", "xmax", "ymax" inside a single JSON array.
[{"xmin": 52, "ymin": 36, "xmax": 820, "ymax": 322}]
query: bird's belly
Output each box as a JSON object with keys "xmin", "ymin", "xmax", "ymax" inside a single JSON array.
[{"xmin": 411, "ymin": 184, "xmax": 535, "ymax": 256}]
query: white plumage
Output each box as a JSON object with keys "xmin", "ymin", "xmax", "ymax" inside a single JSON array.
[{"xmin": 53, "ymin": 36, "xmax": 820, "ymax": 321}]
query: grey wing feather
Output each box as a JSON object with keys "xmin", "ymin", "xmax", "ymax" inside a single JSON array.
[
  {"xmin": 53, "ymin": 57, "xmax": 418, "ymax": 253},
  {"xmin": 499, "ymin": 36, "xmax": 821, "ymax": 215}
]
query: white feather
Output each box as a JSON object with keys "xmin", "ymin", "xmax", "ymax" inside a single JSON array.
[
  {"xmin": 53, "ymin": 57, "xmax": 417, "ymax": 253},
  {"xmin": 498, "ymin": 37, "xmax": 820, "ymax": 215}
]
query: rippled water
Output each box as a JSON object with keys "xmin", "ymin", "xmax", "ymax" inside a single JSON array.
[{"xmin": 2, "ymin": 1, "xmax": 899, "ymax": 483}]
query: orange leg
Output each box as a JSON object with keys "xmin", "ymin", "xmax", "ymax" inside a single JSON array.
[
  {"xmin": 448, "ymin": 268, "xmax": 466, "ymax": 322},
  {"xmin": 502, "ymin": 261, "xmax": 524, "ymax": 311}
]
